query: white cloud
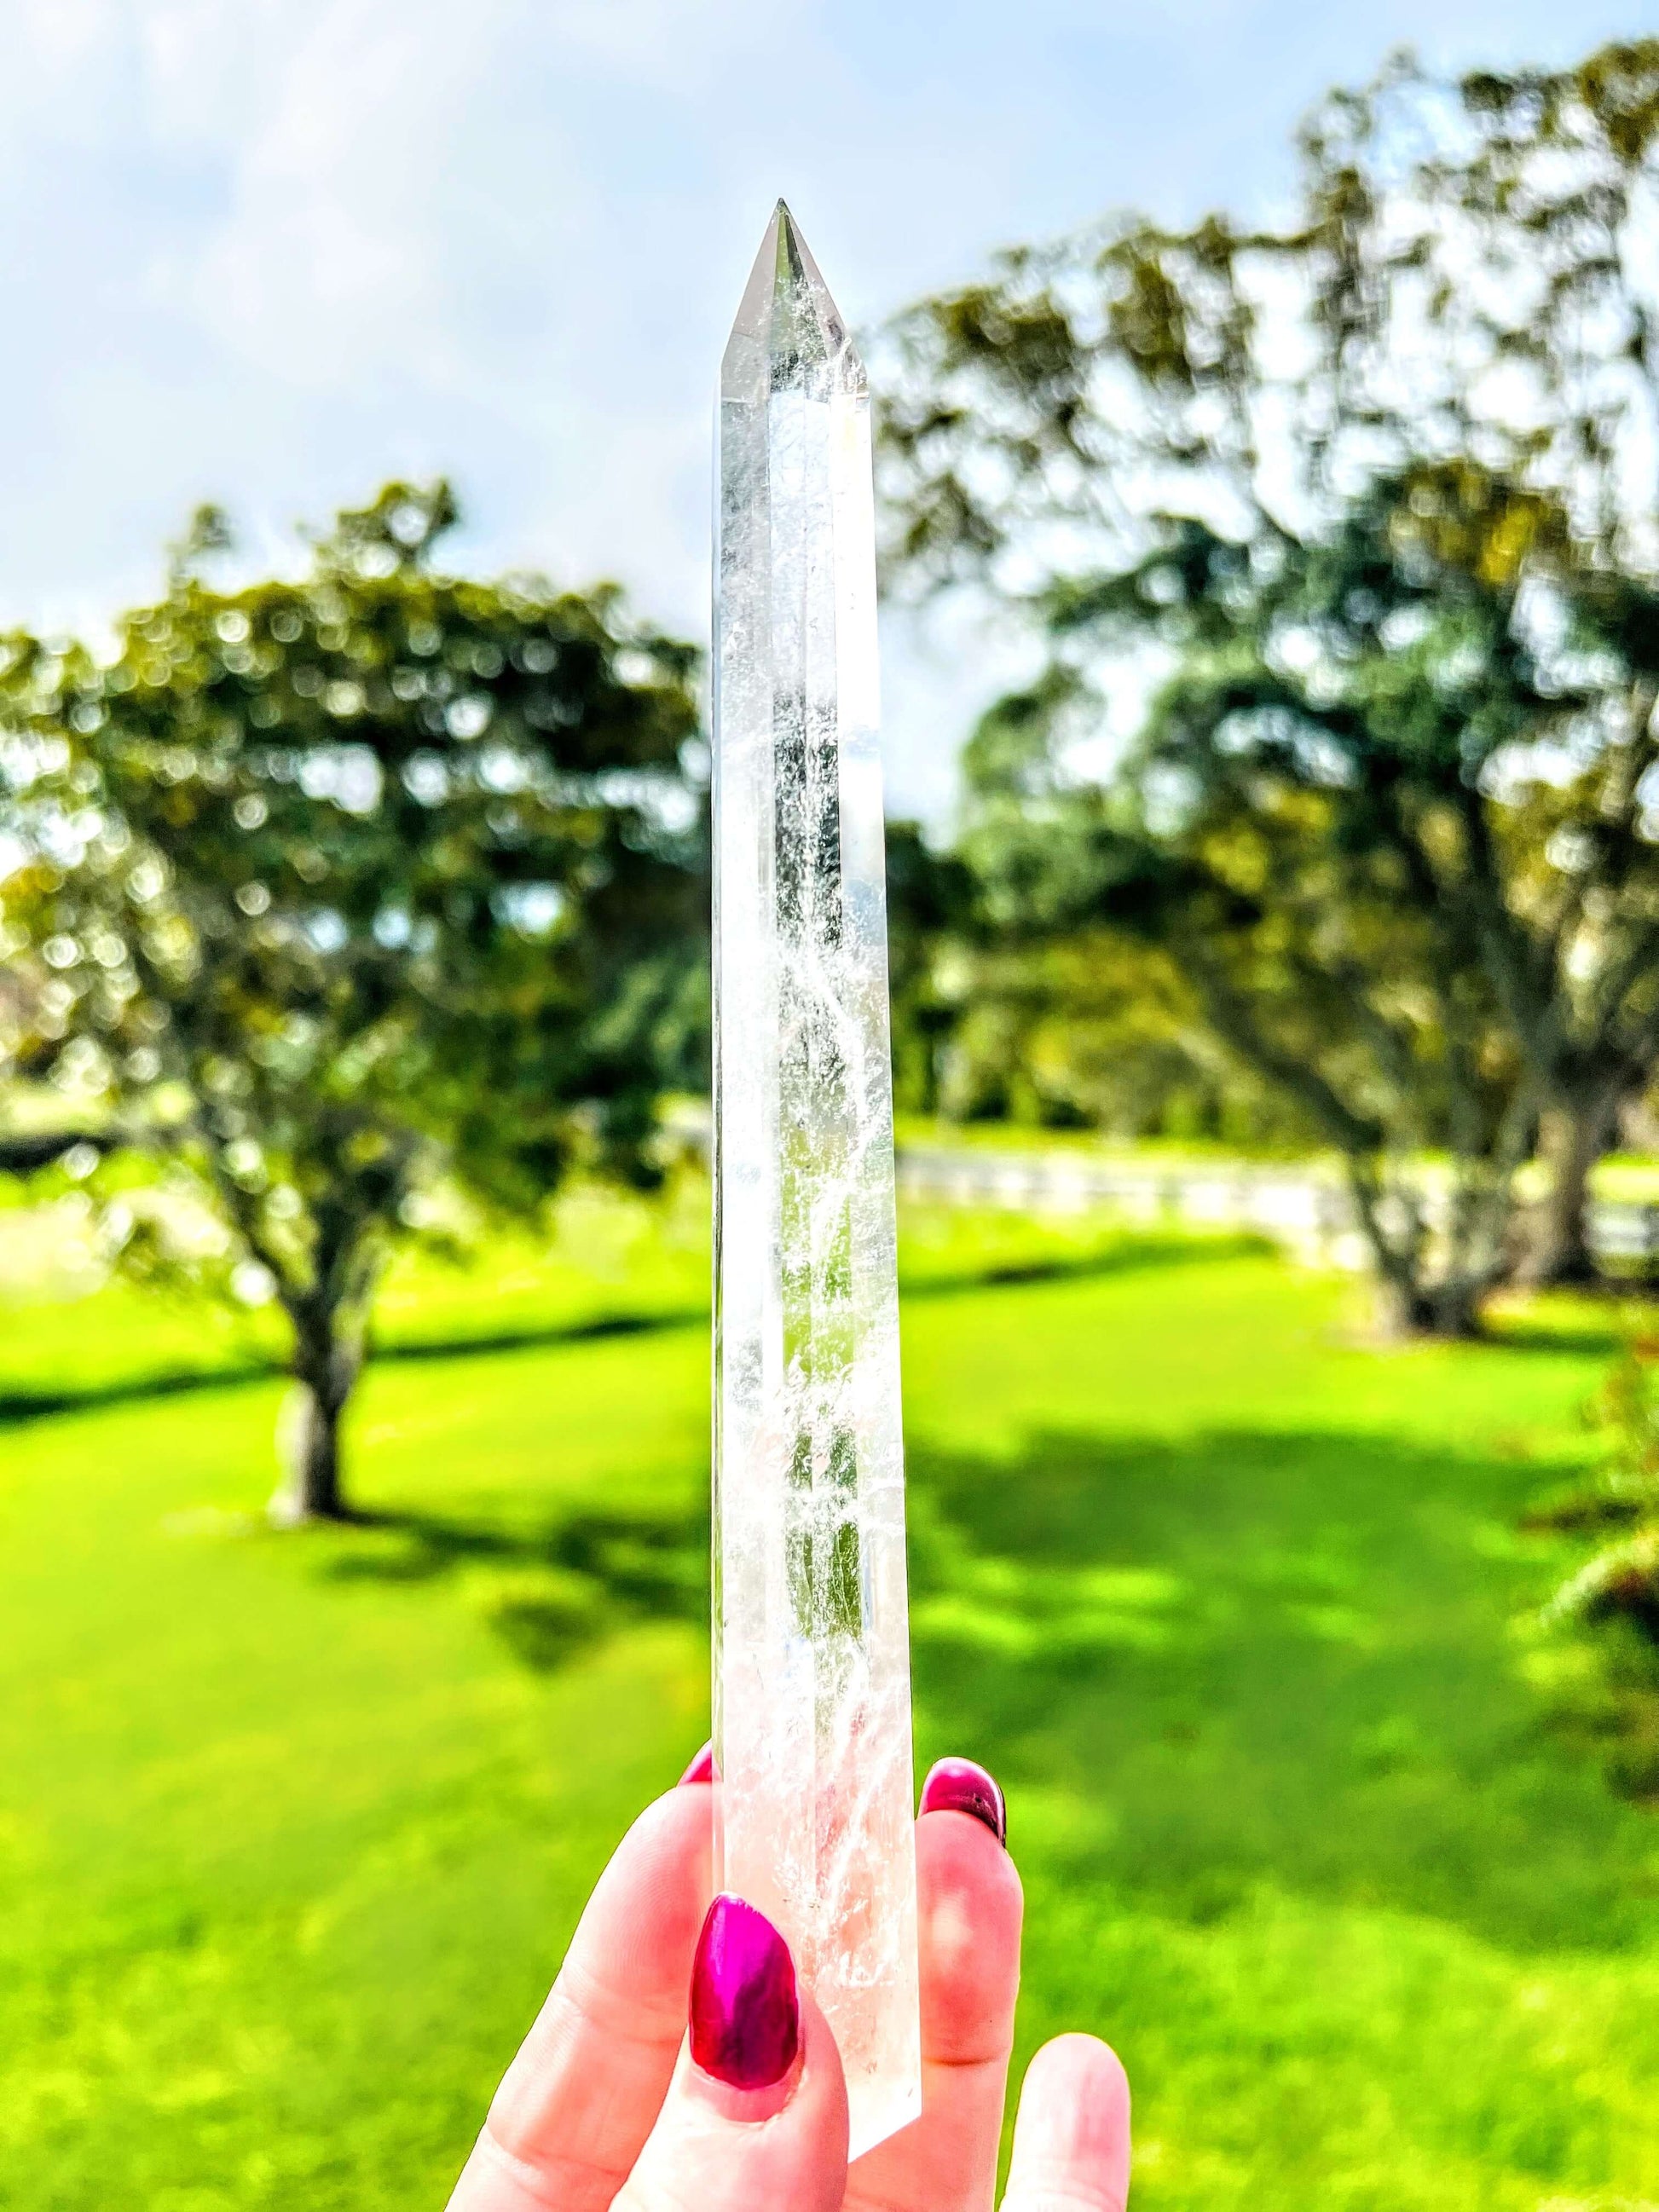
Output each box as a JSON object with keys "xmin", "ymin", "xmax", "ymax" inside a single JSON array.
[{"xmin": 190, "ymin": 2, "xmax": 511, "ymax": 385}]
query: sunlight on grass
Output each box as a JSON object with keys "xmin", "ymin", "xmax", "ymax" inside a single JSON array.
[{"xmin": 3, "ymin": 1227, "xmax": 1658, "ymax": 2207}]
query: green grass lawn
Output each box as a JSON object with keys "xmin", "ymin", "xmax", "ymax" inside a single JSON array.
[
  {"xmin": 0, "ymin": 1178, "xmax": 1224, "ymax": 1412},
  {"xmin": 3, "ymin": 1224, "xmax": 1658, "ymax": 2209}
]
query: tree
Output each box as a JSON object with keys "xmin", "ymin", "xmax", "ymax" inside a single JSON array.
[
  {"xmin": 953, "ymin": 540, "xmax": 1530, "ymax": 1336},
  {"xmin": 0, "ymin": 483, "xmax": 704, "ymax": 1518},
  {"xmin": 878, "ymin": 38, "xmax": 1659, "ymax": 1287}
]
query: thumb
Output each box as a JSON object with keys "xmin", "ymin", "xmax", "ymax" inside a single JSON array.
[{"xmin": 612, "ymin": 1895, "xmax": 849, "ymax": 2212}]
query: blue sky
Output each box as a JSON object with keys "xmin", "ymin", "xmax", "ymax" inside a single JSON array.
[{"xmin": 1, "ymin": 0, "xmax": 1652, "ymax": 815}]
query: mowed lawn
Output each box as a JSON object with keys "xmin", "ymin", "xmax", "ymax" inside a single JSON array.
[{"xmin": 3, "ymin": 1225, "xmax": 1658, "ymax": 2209}]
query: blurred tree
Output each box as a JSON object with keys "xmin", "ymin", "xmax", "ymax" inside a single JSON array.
[
  {"xmin": 0, "ymin": 483, "xmax": 704, "ymax": 1519},
  {"xmin": 954, "ymin": 580, "xmax": 1528, "ymax": 1336},
  {"xmin": 879, "ymin": 38, "xmax": 1659, "ymax": 1291},
  {"xmin": 941, "ymin": 922, "xmax": 1309, "ymax": 1145},
  {"xmin": 885, "ymin": 813, "xmax": 1263, "ymax": 1139},
  {"xmin": 883, "ymin": 819, "xmax": 973, "ymax": 1118},
  {"xmin": 943, "ymin": 690, "xmax": 1311, "ymax": 1144}
]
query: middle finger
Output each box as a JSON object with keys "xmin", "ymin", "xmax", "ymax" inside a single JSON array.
[{"xmin": 845, "ymin": 1762, "xmax": 1023, "ymax": 2212}]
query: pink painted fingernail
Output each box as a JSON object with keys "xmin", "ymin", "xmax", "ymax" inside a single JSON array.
[
  {"xmin": 679, "ymin": 1740, "xmax": 716, "ymax": 1786},
  {"xmin": 920, "ymin": 1756, "xmax": 1008, "ymax": 1845},
  {"xmin": 690, "ymin": 1895, "xmax": 800, "ymax": 2090}
]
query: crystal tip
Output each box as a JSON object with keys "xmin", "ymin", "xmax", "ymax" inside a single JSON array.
[{"xmin": 725, "ymin": 199, "xmax": 850, "ymax": 368}]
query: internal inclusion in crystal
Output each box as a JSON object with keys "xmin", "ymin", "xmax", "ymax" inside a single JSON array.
[{"xmin": 777, "ymin": 678, "xmax": 862, "ymax": 1642}]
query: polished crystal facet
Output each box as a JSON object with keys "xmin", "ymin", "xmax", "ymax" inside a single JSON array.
[{"xmin": 711, "ymin": 201, "xmax": 921, "ymax": 2158}]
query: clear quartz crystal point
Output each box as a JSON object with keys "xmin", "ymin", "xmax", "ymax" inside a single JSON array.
[{"xmin": 711, "ymin": 200, "xmax": 922, "ymax": 2158}]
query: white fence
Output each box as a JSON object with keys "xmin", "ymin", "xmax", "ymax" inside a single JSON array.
[{"xmin": 895, "ymin": 1145, "xmax": 1659, "ymax": 1273}]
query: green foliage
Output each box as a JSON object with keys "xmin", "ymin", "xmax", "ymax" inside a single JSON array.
[
  {"xmin": 880, "ymin": 41, "xmax": 1659, "ymax": 595},
  {"xmin": 1531, "ymin": 1342, "xmax": 1659, "ymax": 1637},
  {"xmin": 882, "ymin": 820, "xmax": 973, "ymax": 1117},
  {"xmin": 0, "ymin": 482, "xmax": 704, "ymax": 1511},
  {"xmin": 888, "ymin": 775, "xmax": 1296, "ymax": 1142},
  {"xmin": 4, "ymin": 1242, "xmax": 1658, "ymax": 2206},
  {"xmin": 879, "ymin": 39, "xmax": 1659, "ymax": 1318}
]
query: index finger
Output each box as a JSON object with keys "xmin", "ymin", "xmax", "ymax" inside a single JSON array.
[{"xmin": 448, "ymin": 1782, "xmax": 712, "ymax": 2212}]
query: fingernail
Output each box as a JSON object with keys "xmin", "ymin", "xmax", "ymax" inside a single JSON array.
[
  {"xmin": 690, "ymin": 1895, "xmax": 800, "ymax": 2090},
  {"xmin": 920, "ymin": 1756, "xmax": 1008, "ymax": 1845},
  {"xmin": 679, "ymin": 1740, "xmax": 716, "ymax": 1786}
]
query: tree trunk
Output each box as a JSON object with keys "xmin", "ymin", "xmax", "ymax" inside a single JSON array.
[
  {"xmin": 1348, "ymin": 1161, "xmax": 1496, "ymax": 1340},
  {"xmin": 269, "ymin": 1313, "xmax": 363, "ymax": 1524},
  {"xmin": 1523, "ymin": 1096, "xmax": 1611, "ymax": 1287},
  {"xmin": 1373, "ymin": 1273, "xmax": 1485, "ymax": 1341}
]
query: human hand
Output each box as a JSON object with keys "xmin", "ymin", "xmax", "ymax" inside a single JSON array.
[{"xmin": 446, "ymin": 1750, "xmax": 1130, "ymax": 2210}]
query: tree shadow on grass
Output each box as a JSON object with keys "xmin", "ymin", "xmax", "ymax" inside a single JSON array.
[
  {"xmin": 0, "ymin": 1311, "xmax": 707, "ymax": 1430},
  {"xmin": 905, "ymin": 1422, "xmax": 1659, "ymax": 1957},
  {"xmin": 898, "ymin": 1231, "xmax": 1270, "ymax": 1300},
  {"xmin": 323, "ymin": 1500, "xmax": 708, "ymax": 1674},
  {"xmin": 316, "ymin": 1410, "xmax": 1658, "ymax": 1958}
]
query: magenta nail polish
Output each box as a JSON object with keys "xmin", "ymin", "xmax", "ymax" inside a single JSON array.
[
  {"xmin": 689, "ymin": 1895, "xmax": 800, "ymax": 2090},
  {"xmin": 679, "ymin": 1741, "xmax": 716, "ymax": 1786},
  {"xmin": 920, "ymin": 1756, "xmax": 1008, "ymax": 1845}
]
